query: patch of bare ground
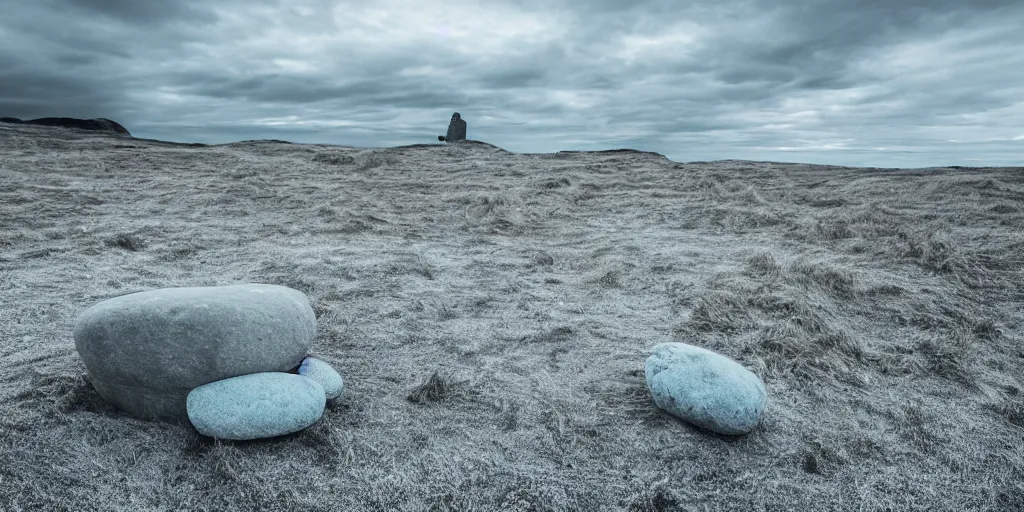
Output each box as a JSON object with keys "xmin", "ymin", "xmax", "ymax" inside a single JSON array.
[{"xmin": 1, "ymin": 124, "xmax": 1022, "ymax": 510}]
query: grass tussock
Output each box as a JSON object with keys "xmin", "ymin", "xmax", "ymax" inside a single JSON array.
[
  {"xmin": 787, "ymin": 259, "xmax": 857, "ymax": 299},
  {"xmin": 312, "ymin": 151, "xmax": 357, "ymax": 166},
  {"xmin": 744, "ymin": 252, "xmax": 782, "ymax": 279},
  {"xmin": 463, "ymin": 192, "xmax": 528, "ymax": 234},
  {"xmin": 916, "ymin": 328, "xmax": 978, "ymax": 388},
  {"xmin": 532, "ymin": 251, "xmax": 555, "ymax": 267},
  {"xmin": 992, "ymin": 399, "xmax": 1024, "ymax": 429},
  {"xmin": 104, "ymin": 233, "xmax": 146, "ymax": 252},
  {"xmin": 683, "ymin": 256, "xmax": 868, "ymax": 384},
  {"xmin": 313, "ymin": 149, "xmax": 396, "ymax": 171},
  {"xmin": 413, "ymin": 252, "xmax": 436, "ymax": 280},
  {"xmin": 541, "ymin": 177, "xmax": 571, "ymax": 189},
  {"xmin": 523, "ymin": 325, "xmax": 575, "ymax": 344},
  {"xmin": 407, "ymin": 371, "xmax": 453, "ymax": 404}
]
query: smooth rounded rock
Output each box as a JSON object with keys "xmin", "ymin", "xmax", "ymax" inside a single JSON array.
[
  {"xmin": 645, "ymin": 342, "xmax": 767, "ymax": 435},
  {"xmin": 298, "ymin": 356, "xmax": 344, "ymax": 399},
  {"xmin": 73, "ymin": 283, "xmax": 316, "ymax": 423},
  {"xmin": 187, "ymin": 372, "xmax": 326, "ymax": 440}
]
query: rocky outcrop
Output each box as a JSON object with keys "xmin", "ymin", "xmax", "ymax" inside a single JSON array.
[
  {"xmin": 0, "ymin": 117, "xmax": 131, "ymax": 136},
  {"xmin": 438, "ymin": 112, "xmax": 467, "ymax": 143}
]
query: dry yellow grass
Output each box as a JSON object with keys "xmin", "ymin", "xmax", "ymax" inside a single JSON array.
[{"xmin": 1, "ymin": 123, "xmax": 1022, "ymax": 510}]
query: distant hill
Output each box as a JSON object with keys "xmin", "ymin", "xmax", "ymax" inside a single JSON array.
[{"xmin": 0, "ymin": 117, "xmax": 131, "ymax": 136}]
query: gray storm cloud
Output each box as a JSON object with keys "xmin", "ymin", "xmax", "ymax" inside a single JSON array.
[{"xmin": 1, "ymin": 0, "xmax": 1021, "ymax": 166}]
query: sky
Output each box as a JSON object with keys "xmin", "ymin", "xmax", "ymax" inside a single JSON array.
[{"xmin": 1, "ymin": 0, "xmax": 1022, "ymax": 167}]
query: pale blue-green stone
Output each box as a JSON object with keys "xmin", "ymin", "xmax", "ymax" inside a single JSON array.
[
  {"xmin": 187, "ymin": 372, "xmax": 325, "ymax": 440},
  {"xmin": 298, "ymin": 356, "xmax": 344, "ymax": 399},
  {"xmin": 645, "ymin": 342, "xmax": 767, "ymax": 435}
]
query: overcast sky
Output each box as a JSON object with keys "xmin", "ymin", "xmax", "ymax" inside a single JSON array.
[{"xmin": 2, "ymin": 0, "xmax": 1022, "ymax": 167}]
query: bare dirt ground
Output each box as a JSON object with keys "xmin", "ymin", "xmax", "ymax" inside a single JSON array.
[{"xmin": 1, "ymin": 122, "xmax": 1022, "ymax": 511}]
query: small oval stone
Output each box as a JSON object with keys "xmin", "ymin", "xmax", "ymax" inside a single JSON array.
[
  {"xmin": 186, "ymin": 372, "xmax": 326, "ymax": 440},
  {"xmin": 298, "ymin": 356, "xmax": 344, "ymax": 399},
  {"xmin": 645, "ymin": 342, "xmax": 767, "ymax": 435}
]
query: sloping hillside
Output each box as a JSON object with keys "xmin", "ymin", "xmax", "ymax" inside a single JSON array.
[{"xmin": 1, "ymin": 123, "xmax": 1022, "ymax": 510}]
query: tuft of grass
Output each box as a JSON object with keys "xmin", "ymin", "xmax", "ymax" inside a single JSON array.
[
  {"xmin": 989, "ymin": 203, "xmax": 1019, "ymax": 214},
  {"xmin": 706, "ymin": 207, "xmax": 785, "ymax": 230},
  {"xmin": 807, "ymin": 198, "xmax": 847, "ymax": 208},
  {"xmin": 353, "ymin": 149, "xmax": 397, "ymax": 170},
  {"xmin": 158, "ymin": 243, "xmax": 202, "ymax": 261},
  {"xmin": 467, "ymin": 193, "xmax": 521, "ymax": 216},
  {"xmin": 414, "ymin": 253, "xmax": 436, "ymax": 280},
  {"xmin": 916, "ymin": 328, "xmax": 978, "ymax": 388},
  {"xmin": 464, "ymin": 192, "xmax": 527, "ymax": 234},
  {"xmin": 755, "ymin": 315, "xmax": 864, "ymax": 382},
  {"xmin": 56, "ymin": 374, "xmax": 117, "ymax": 415},
  {"xmin": 569, "ymin": 185, "xmax": 597, "ymax": 203},
  {"xmin": 434, "ymin": 300, "xmax": 458, "ymax": 321},
  {"xmin": 734, "ymin": 186, "xmax": 768, "ymax": 205},
  {"xmin": 625, "ymin": 480, "xmax": 683, "ymax": 512},
  {"xmin": 788, "ymin": 260, "xmax": 857, "ymax": 298},
  {"xmin": 685, "ymin": 263, "xmax": 867, "ymax": 385},
  {"xmin": 595, "ymin": 270, "xmax": 623, "ymax": 288},
  {"xmin": 316, "ymin": 205, "xmax": 339, "ymax": 218},
  {"xmin": 497, "ymin": 477, "xmax": 576, "ymax": 512},
  {"xmin": 105, "ymin": 233, "xmax": 145, "ymax": 251},
  {"xmin": 744, "ymin": 252, "xmax": 781, "ymax": 280},
  {"xmin": 407, "ymin": 371, "xmax": 450, "ymax": 404},
  {"xmin": 900, "ymin": 230, "xmax": 959, "ymax": 272},
  {"xmin": 533, "ymin": 251, "xmax": 555, "ymax": 266},
  {"xmin": 524, "ymin": 325, "xmax": 575, "ymax": 343},
  {"xmin": 312, "ymin": 152, "xmax": 356, "ymax": 166},
  {"xmin": 688, "ymin": 291, "xmax": 758, "ymax": 334},
  {"xmin": 993, "ymin": 399, "xmax": 1024, "ymax": 429},
  {"xmin": 498, "ymin": 401, "xmax": 520, "ymax": 432},
  {"xmin": 541, "ymin": 177, "xmax": 571, "ymax": 189},
  {"xmin": 802, "ymin": 452, "xmax": 821, "ymax": 474},
  {"xmin": 813, "ymin": 219, "xmax": 855, "ymax": 240}
]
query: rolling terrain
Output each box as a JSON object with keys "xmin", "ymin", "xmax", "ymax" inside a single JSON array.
[{"xmin": 1, "ymin": 122, "xmax": 1022, "ymax": 511}]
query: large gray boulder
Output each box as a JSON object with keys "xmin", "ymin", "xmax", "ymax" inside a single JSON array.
[
  {"xmin": 73, "ymin": 284, "xmax": 316, "ymax": 423},
  {"xmin": 187, "ymin": 372, "xmax": 326, "ymax": 440},
  {"xmin": 645, "ymin": 342, "xmax": 767, "ymax": 435},
  {"xmin": 438, "ymin": 112, "xmax": 467, "ymax": 142}
]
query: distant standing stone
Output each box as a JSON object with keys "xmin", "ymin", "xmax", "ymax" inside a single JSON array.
[
  {"xmin": 187, "ymin": 372, "xmax": 326, "ymax": 440},
  {"xmin": 73, "ymin": 284, "xmax": 316, "ymax": 423},
  {"xmin": 298, "ymin": 356, "xmax": 345, "ymax": 399},
  {"xmin": 438, "ymin": 112, "xmax": 467, "ymax": 142},
  {"xmin": 645, "ymin": 342, "xmax": 767, "ymax": 435}
]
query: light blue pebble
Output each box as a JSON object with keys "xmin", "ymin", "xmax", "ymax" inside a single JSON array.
[
  {"xmin": 645, "ymin": 342, "xmax": 767, "ymax": 435},
  {"xmin": 298, "ymin": 356, "xmax": 345, "ymax": 399},
  {"xmin": 186, "ymin": 372, "xmax": 326, "ymax": 440}
]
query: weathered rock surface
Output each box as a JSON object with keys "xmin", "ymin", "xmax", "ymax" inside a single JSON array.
[
  {"xmin": 0, "ymin": 117, "xmax": 131, "ymax": 136},
  {"xmin": 296, "ymin": 356, "xmax": 344, "ymax": 399},
  {"xmin": 438, "ymin": 112, "xmax": 467, "ymax": 142},
  {"xmin": 73, "ymin": 283, "xmax": 316, "ymax": 423},
  {"xmin": 298, "ymin": 356, "xmax": 345, "ymax": 399},
  {"xmin": 187, "ymin": 372, "xmax": 326, "ymax": 440},
  {"xmin": 645, "ymin": 342, "xmax": 767, "ymax": 435}
]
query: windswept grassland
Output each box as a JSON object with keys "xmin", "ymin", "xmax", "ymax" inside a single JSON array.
[{"xmin": 1, "ymin": 123, "xmax": 1022, "ymax": 511}]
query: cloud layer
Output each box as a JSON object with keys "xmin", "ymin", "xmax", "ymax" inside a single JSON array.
[{"xmin": 2, "ymin": 0, "xmax": 1022, "ymax": 166}]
